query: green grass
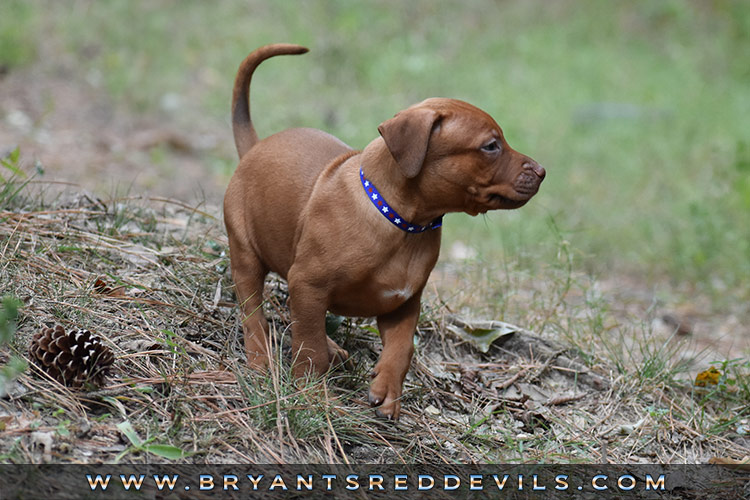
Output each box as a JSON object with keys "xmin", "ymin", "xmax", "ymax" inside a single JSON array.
[
  {"xmin": 11, "ymin": 0, "xmax": 748, "ymax": 290},
  {"xmin": 0, "ymin": 1, "xmax": 37, "ymax": 68}
]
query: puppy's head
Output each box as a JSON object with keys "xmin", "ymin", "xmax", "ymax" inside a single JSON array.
[{"xmin": 378, "ymin": 98, "xmax": 545, "ymax": 216}]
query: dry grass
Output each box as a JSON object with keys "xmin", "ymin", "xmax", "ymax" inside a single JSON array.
[{"xmin": 0, "ymin": 183, "xmax": 748, "ymax": 465}]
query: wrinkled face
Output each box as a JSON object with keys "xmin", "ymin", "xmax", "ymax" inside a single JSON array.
[{"xmin": 419, "ymin": 99, "xmax": 546, "ymax": 216}]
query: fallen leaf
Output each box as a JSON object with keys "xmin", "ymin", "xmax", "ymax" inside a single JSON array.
[
  {"xmin": 737, "ymin": 420, "xmax": 749, "ymax": 436},
  {"xmin": 695, "ymin": 367, "xmax": 721, "ymax": 387},
  {"xmin": 446, "ymin": 315, "xmax": 518, "ymax": 353},
  {"xmin": 325, "ymin": 314, "xmax": 345, "ymax": 336},
  {"xmin": 619, "ymin": 417, "xmax": 647, "ymax": 434},
  {"xmin": 708, "ymin": 456, "xmax": 750, "ymax": 471},
  {"xmin": 424, "ymin": 405, "xmax": 441, "ymax": 416},
  {"xmin": 547, "ymin": 393, "xmax": 587, "ymax": 406},
  {"xmin": 120, "ymin": 339, "xmax": 162, "ymax": 353}
]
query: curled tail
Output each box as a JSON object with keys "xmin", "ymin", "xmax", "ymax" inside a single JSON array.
[{"xmin": 232, "ymin": 43, "xmax": 309, "ymax": 159}]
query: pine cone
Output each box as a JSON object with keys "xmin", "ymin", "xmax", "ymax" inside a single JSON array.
[{"xmin": 29, "ymin": 325, "xmax": 114, "ymax": 388}]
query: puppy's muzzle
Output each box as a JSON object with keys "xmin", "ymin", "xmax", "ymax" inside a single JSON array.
[{"xmin": 514, "ymin": 161, "xmax": 546, "ymax": 198}]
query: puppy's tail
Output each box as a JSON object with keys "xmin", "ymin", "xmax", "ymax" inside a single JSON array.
[{"xmin": 232, "ymin": 43, "xmax": 309, "ymax": 159}]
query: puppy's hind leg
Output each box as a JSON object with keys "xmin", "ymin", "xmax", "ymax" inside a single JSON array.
[{"xmin": 228, "ymin": 236, "xmax": 271, "ymax": 370}]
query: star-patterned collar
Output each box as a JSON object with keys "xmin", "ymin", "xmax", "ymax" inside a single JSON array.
[{"xmin": 360, "ymin": 167, "xmax": 443, "ymax": 233}]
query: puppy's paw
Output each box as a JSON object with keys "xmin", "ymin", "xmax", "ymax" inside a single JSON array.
[
  {"xmin": 326, "ymin": 337, "xmax": 351, "ymax": 370},
  {"xmin": 245, "ymin": 351, "xmax": 270, "ymax": 372},
  {"xmin": 368, "ymin": 372, "xmax": 402, "ymax": 421},
  {"xmin": 291, "ymin": 349, "xmax": 330, "ymax": 379}
]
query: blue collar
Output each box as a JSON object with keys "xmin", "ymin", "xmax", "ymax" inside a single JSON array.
[{"xmin": 360, "ymin": 167, "xmax": 443, "ymax": 233}]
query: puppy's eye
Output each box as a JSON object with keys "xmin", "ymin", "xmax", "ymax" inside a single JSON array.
[{"xmin": 480, "ymin": 140, "xmax": 500, "ymax": 153}]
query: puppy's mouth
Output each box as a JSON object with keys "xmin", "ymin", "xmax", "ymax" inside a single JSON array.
[
  {"xmin": 465, "ymin": 189, "xmax": 529, "ymax": 215},
  {"xmin": 485, "ymin": 171, "xmax": 543, "ymax": 210},
  {"xmin": 488, "ymin": 192, "xmax": 528, "ymax": 210},
  {"xmin": 485, "ymin": 180, "xmax": 540, "ymax": 207}
]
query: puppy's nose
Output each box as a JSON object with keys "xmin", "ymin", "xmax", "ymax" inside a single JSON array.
[{"xmin": 525, "ymin": 161, "xmax": 546, "ymax": 179}]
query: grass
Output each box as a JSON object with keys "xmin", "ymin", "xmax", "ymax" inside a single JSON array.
[
  {"xmin": 1, "ymin": 176, "xmax": 747, "ymax": 464},
  {"xmin": 1, "ymin": 0, "xmax": 748, "ymax": 466},
  {"xmin": 0, "ymin": 2, "xmax": 37, "ymax": 69}
]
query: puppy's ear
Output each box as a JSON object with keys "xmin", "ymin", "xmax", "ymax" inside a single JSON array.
[{"xmin": 378, "ymin": 108, "xmax": 440, "ymax": 178}]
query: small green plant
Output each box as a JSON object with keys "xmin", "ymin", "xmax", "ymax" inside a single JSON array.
[
  {"xmin": 0, "ymin": 147, "xmax": 32, "ymax": 210},
  {"xmin": 0, "ymin": 147, "xmax": 23, "ymax": 182},
  {"xmin": 234, "ymin": 326, "xmax": 370, "ymax": 457},
  {"xmin": 237, "ymin": 361, "xmax": 330, "ymax": 441},
  {"xmin": 699, "ymin": 358, "xmax": 750, "ymax": 406},
  {"xmin": 53, "ymin": 408, "xmax": 72, "ymax": 438},
  {"xmin": 0, "ymin": 295, "xmax": 21, "ymax": 344},
  {"xmin": 114, "ymin": 420, "xmax": 187, "ymax": 462},
  {"xmin": 634, "ymin": 332, "xmax": 687, "ymax": 386},
  {"xmin": 0, "ymin": 437, "xmax": 24, "ymax": 462},
  {"xmin": 161, "ymin": 329, "xmax": 188, "ymax": 357},
  {"xmin": 0, "ymin": 295, "xmax": 27, "ymax": 397}
]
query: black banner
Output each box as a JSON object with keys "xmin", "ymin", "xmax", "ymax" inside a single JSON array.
[{"xmin": 0, "ymin": 464, "xmax": 747, "ymax": 499}]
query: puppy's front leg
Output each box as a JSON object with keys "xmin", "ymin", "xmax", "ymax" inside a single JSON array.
[{"xmin": 369, "ymin": 291, "xmax": 422, "ymax": 420}]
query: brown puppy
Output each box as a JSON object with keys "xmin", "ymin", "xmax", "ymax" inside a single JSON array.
[{"xmin": 224, "ymin": 44, "xmax": 545, "ymax": 419}]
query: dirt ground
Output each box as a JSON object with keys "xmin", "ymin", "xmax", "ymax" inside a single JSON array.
[{"xmin": 0, "ymin": 52, "xmax": 230, "ymax": 204}]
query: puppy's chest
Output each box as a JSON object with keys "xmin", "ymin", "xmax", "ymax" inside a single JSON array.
[
  {"xmin": 329, "ymin": 249, "xmax": 434, "ymax": 316},
  {"xmin": 380, "ymin": 285, "xmax": 416, "ymax": 302},
  {"xmin": 359, "ymin": 254, "xmax": 432, "ymax": 308},
  {"xmin": 346, "ymin": 272, "xmax": 424, "ymax": 315}
]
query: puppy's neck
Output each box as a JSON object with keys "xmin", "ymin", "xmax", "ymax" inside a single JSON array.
[{"xmin": 360, "ymin": 142, "xmax": 443, "ymax": 228}]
